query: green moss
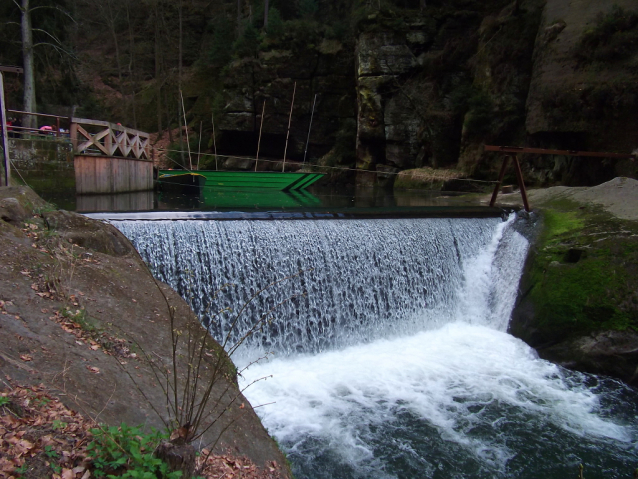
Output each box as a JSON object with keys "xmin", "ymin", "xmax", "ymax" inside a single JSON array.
[
  {"xmin": 525, "ymin": 203, "xmax": 638, "ymax": 343},
  {"xmin": 541, "ymin": 210, "xmax": 584, "ymax": 238}
]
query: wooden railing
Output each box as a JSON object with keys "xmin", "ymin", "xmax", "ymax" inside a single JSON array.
[{"xmin": 70, "ymin": 118, "xmax": 151, "ymax": 160}]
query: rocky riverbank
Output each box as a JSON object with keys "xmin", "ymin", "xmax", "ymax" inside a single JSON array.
[
  {"xmin": 0, "ymin": 186, "xmax": 291, "ymax": 478},
  {"xmin": 501, "ymin": 178, "xmax": 638, "ymax": 385}
]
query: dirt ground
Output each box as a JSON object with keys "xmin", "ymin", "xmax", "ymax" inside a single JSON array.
[
  {"xmin": 489, "ymin": 176, "xmax": 638, "ymax": 220},
  {"xmin": 0, "ymin": 187, "xmax": 291, "ymax": 478}
]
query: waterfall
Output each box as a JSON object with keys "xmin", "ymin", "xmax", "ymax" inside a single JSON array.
[
  {"xmin": 114, "ymin": 215, "xmax": 527, "ymax": 356},
  {"xmin": 113, "ymin": 215, "xmax": 638, "ymax": 479}
]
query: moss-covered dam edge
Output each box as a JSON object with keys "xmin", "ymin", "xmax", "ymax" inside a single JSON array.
[{"xmin": 509, "ymin": 182, "xmax": 638, "ymax": 386}]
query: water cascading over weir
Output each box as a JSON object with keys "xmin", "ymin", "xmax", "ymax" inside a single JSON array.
[
  {"xmin": 114, "ymin": 216, "xmax": 526, "ymax": 355},
  {"xmin": 113, "ymin": 216, "xmax": 638, "ymax": 479}
]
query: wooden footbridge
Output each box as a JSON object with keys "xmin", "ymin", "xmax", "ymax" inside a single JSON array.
[
  {"xmin": 71, "ymin": 118, "xmax": 153, "ymax": 194},
  {"xmin": 2, "ymin": 111, "xmax": 153, "ymax": 194}
]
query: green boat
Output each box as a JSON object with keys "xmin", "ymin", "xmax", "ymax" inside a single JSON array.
[{"xmin": 158, "ymin": 170, "xmax": 324, "ymax": 192}]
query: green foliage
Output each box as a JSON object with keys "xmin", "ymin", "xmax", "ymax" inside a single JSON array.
[
  {"xmin": 267, "ymin": 7, "xmax": 285, "ymax": 39},
  {"xmin": 233, "ymin": 22, "xmax": 262, "ymax": 58},
  {"xmin": 575, "ymin": 5, "xmax": 638, "ymax": 63},
  {"xmin": 52, "ymin": 419, "xmax": 67, "ymax": 430},
  {"xmin": 87, "ymin": 424, "xmax": 181, "ymax": 479},
  {"xmin": 299, "ymin": 0, "xmax": 319, "ymax": 19},
  {"xmin": 0, "ymin": 396, "xmax": 9, "ymax": 407},
  {"xmin": 208, "ymin": 20, "xmax": 234, "ymax": 67},
  {"xmin": 462, "ymin": 90, "xmax": 494, "ymax": 137}
]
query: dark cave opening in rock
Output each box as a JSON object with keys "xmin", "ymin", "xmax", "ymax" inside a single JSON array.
[{"xmin": 217, "ymin": 130, "xmax": 304, "ymax": 164}]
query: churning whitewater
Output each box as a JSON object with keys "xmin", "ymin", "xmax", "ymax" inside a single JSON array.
[{"xmin": 114, "ymin": 215, "xmax": 638, "ymax": 479}]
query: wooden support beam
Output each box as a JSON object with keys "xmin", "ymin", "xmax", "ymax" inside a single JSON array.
[
  {"xmin": 489, "ymin": 155, "xmax": 510, "ymax": 208},
  {"xmin": 0, "ymin": 66, "xmax": 23, "ymax": 74},
  {"xmin": 485, "ymin": 144, "xmax": 636, "ymax": 160},
  {"xmin": 512, "ymin": 154, "xmax": 530, "ymax": 212}
]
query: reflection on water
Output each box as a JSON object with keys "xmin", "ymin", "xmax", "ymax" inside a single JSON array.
[
  {"xmin": 77, "ymin": 191, "xmax": 155, "ymax": 212},
  {"xmin": 28, "ymin": 179, "xmax": 487, "ymax": 214}
]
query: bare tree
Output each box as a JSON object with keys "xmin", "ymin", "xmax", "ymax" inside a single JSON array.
[
  {"xmin": 19, "ymin": 0, "xmax": 36, "ymax": 128},
  {"xmin": 14, "ymin": 0, "xmax": 74, "ymax": 128}
]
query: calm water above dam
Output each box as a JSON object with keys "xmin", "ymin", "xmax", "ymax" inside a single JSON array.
[{"xmin": 113, "ymin": 215, "xmax": 638, "ymax": 479}]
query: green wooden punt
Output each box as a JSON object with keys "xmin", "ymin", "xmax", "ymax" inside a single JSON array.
[
  {"xmin": 158, "ymin": 170, "xmax": 324, "ymax": 191},
  {"xmin": 200, "ymin": 187, "xmax": 322, "ymax": 209}
]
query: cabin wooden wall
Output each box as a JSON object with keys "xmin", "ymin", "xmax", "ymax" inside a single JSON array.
[{"xmin": 75, "ymin": 155, "xmax": 153, "ymax": 194}]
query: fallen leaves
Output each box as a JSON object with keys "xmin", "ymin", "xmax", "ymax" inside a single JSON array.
[
  {"xmin": 47, "ymin": 310, "xmax": 137, "ymax": 359},
  {"xmin": 0, "ymin": 385, "xmax": 287, "ymax": 479},
  {"xmin": 86, "ymin": 366, "xmax": 100, "ymax": 374},
  {"xmin": 196, "ymin": 450, "xmax": 284, "ymax": 479},
  {"xmin": 0, "ymin": 384, "xmax": 92, "ymax": 479},
  {"xmin": 20, "ymin": 355, "xmax": 33, "ymax": 362}
]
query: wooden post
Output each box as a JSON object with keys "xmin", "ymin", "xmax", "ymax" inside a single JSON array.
[
  {"xmin": 180, "ymin": 90, "xmax": 192, "ymax": 170},
  {"xmin": 512, "ymin": 154, "xmax": 530, "ymax": 212},
  {"xmin": 303, "ymin": 93, "xmax": 317, "ymax": 165},
  {"xmin": 489, "ymin": 155, "xmax": 510, "ymax": 207},
  {"xmin": 255, "ymin": 100, "xmax": 265, "ymax": 172},
  {"xmin": 196, "ymin": 121, "xmax": 202, "ymax": 170},
  {"xmin": 56, "ymin": 116, "xmax": 60, "ymax": 138},
  {"xmin": 211, "ymin": 112, "xmax": 218, "ymax": 171},
  {"xmin": 0, "ymin": 72, "xmax": 10, "ymax": 186},
  {"xmin": 70, "ymin": 121, "xmax": 78, "ymax": 153},
  {"xmin": 282, "ymin": 82, "xmax": 296, "ymax": 172}
]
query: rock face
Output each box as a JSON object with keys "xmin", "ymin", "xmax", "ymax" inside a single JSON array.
[
  {"xmin": 216, "ymin": 39, "xmax": 356, "ymax": 167},
  {"xmin": 0, "ymin": 186, "xmax": 291, "ymax": 477},
  {"xmin": 509, "ymin": 178, "xmax": 638, "ymax": 385},
  {"xmin": 523, "ymin": 0, "xmax": 638, "ymax": 185},
  {"xmin": 183, "ymin": 0, "xmax": 638, "ymax": 187}
]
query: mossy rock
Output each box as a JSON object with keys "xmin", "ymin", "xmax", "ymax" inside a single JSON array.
[{"xmin": 510, "ymin": 196, "xmax": 638, "ymax": 383}]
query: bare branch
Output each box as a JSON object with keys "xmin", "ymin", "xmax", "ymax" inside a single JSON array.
[{"xmin": 29, "ymin": 4, "xmax": 77, "ymax": 24}]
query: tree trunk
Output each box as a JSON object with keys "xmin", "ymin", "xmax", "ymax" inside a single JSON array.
[
  {"xmin": 237, "ymin": 0, "xmax": 242, "ymax": 37},
  {"xmin": 420, "ymin": 0, "xmax": 426, "ymax": 11},
  {"xmin": 263, "ymin": 0, "xmax": 268, "ymax": 29},
  {"xmin": 126, "ymin": 1, "xmax": 137, "ymax": 129},
  {"xmin": 106, "ymin": 1, "xmax": 123, "ymax": 104},
  {"xmin": 154, "ymin": 2, "xmax": 162, "ymax": 135},
  {"xmin": 20, "ymin": 0, "xmax": 36, "ymax": 129}
]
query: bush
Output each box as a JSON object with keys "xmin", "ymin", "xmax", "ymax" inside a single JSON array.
[
  {"xmin": 87, "ymin": 424, "xmax": 181, "ymax": 479},
  {"xmin": 267, "ymin": 7, "xmax": 285, "ymax": 38},
  {"xmin": 299, "ymin": 0, "xmax": 318, "ymax": 19},
  {"xmin": 463, "ymin": 90, "xmax": 494, "ymax": 137},
  {"xmin": 209, "ymin": 20, "xmax": 234, "ymax": 67},
  {"xmin": 575, "ymin": 5, "xmax": 638, "ymax": 63},
  {"xmin": 233, "ymin": 22, "xmax": 261, "ymax": 58}
]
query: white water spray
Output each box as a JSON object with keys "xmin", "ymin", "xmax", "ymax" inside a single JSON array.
[{"xmin": 114, "ymin": 215, "xmax": 638, "ymax": 479}]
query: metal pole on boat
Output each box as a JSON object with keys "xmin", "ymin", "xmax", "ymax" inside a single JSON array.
[
  {"xmin": 303, "ymin": 93, "xmax": 317, "ymax": 166},
  {"xmin": 180, "ymin": 90, "xmax": 193, "ymax": 170},
  {"xmin": 255, "ymin": 101, "xmax": 266, "ymax": 172},
  {"xmin": 282, "ymin": 81, "xmax": 296, "ymax": 172},
  {"xmin": 196, "ymin": 121, "xmax": 202, "ymax": 170},
  {"xmin": 211, "ymin": 111, "xmax": 218, "ymax": 171}
]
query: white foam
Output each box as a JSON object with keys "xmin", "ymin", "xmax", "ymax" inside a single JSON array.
[{"xmin": 240, "ymin": 323, "xmax": 632, "ymax": 474}]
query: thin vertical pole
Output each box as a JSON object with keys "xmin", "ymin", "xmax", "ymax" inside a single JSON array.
[
  {"xmin": 512, "ymin": 154, "xmax": 531, "ymax": 212},
  {"xmin": 282, "ymin": 81, "xmax": 296, "ymax": 172},
  {"xmin": 303, "ymin": 93, "xmax": 317, "ymax": 165},
  {"xmin": 489, "ymin": 155, "xmax": 510, "ymax": 207},
  {"xmin": 255, "ymin": 100, "xmax": 265, "ymax": 171},
  {"xmin": 211, "ymin": 111, "xmax": 218, "ymax": 171},
  {"xmin": 0, "ymin": 72, "xmax": 10, "ymax": 187},
  {"xmin": 196, "ymin": 121, "xmax": 202, "ymax": 170},
  {"xmin": 179, "ymin": 90, "xmax": 192, "ymax": 170}
]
